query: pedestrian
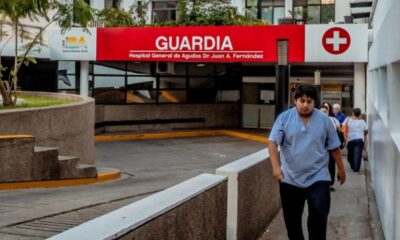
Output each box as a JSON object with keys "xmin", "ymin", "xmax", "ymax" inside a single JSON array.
[
  {"xmin": 342, "ymin": 108, "xmax": 368, "ymax": 174},
  {"xmin": 268, "ymin": 84, "xmax": 346, "ymax": 240},
  {"xmin": 320, "ymin": 105, "xmax": 341, "ymax": 191},
  {"xmin": 332, "ymin": 103, "xmax": 346, "ymax": 125},
  {"xmin": 322, "ymin": 102, "xmax": 333, "ymax": 117}
]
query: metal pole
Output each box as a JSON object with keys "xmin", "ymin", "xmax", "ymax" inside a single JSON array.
[
  {"xmin": 314, "ymin": 70, "xmax": 321, "ymax": 108},
  {"xmin": 275, "ymin": 40, "xmax": 290, "ymax": 118}
]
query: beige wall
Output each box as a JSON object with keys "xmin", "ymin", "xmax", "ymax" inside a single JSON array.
[
  {"xmin": 96, "ymin": 103, "xmax": 240, "ymax": 132},
  {"xmin": 216, "ymin": 150, "xmax": 280, "ymax": 240},
  {"xmin": 0, "ymin": 92, "xmax": 95, "ymax": 164}
]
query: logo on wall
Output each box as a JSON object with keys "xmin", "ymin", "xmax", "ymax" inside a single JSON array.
[
  {"xmin": 62, "ymin": 36, "xmax": 88, "ymax": 52},
  {"xmin": 322, "ymin": 27, "xmax": 351, "ymax": 55}
]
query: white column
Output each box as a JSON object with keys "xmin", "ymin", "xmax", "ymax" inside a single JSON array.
[
  {"xmin": 285, "ymin": 0, "xmax": 293, "ymax": 17},
  {"xmin": 80, "ymin": 61, "xmax": 89, "ymax": 97},
  {"xmin": 354, "ymin": 63, "xmax": 366, "ymax": 113}
]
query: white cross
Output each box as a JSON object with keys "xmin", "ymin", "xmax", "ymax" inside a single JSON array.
[{"xmin": 326, "ymin": 31, "xmax": 347, "ymax": 51}]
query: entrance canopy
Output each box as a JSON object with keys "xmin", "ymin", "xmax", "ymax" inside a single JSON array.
[{"xmin": 50, "ymin": 24, "xmax": 367, "ymax": 63}]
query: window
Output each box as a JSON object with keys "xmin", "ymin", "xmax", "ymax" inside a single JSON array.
[
  {"xmin": 58, "ymin": 61, "xmax": 78, "ymax": 93},
  {"xmin": 321, "ymin": 4, "xmax": 335, "ymax": 23},
  {"xmin": 152, "ymin": 1, "xmax": 177, "ymax": 23},
  {"xmin": 262, "ymin": 7, "xmax": 273, "ymax": 24},
  {"xmin": 247, "ymin": 0, "xmax": 258, "ymax": 7},
  {"xmin": 273, "ymin": 7, "xmax": 285, "ymax": 24},
  {"xmin": 292, "ymin": 0, "xmax": 335, "ymax": 24},
  {"xmin": 308, "ymin": 5, "xmax": 321, "ymax": 23},
  {"xmin": 246, "ymin": 0, "xmax": 288, "ymax": 24},
  {"xmin": 293, "ymin": 0, "xmax": 307, "ymax": 6}
]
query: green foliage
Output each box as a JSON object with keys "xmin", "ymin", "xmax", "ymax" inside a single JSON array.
[
  {"xmin": 0, "ymin": 0, "xmax": 95, "ymax": 106},
  {"xmin": 0, "ymin": 95, "xmax": 72, "ymax": 110},
  {"xmin": 174, "ymin": 0, "xmax": 267, "ymax": 26},
  {"xmin": 56, "ymin": 0, "xmax": 95, "ymax": 31},
  {"xmin": 97, "ymin": 8, "xmax": 134, "ymax": 27},
  {"xmin": 97, "ymin": 0, "xmax": 266, "ymax": 27},
  {"xmin": 96, "ymin": 1, "xmax": 149, "ymax": 27}
]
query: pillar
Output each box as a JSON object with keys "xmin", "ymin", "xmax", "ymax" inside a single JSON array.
[
  {"xmin": 80, "ymin": 61, "xmax": 89, "ymax": 97},
  {"xmin": 354, "ymin": 63, "xmax": 366, "ymax": 113}
]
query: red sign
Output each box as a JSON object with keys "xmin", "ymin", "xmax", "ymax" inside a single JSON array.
[
  {"xmin": 322, "ymin": 27, "xmax": 351, "ymax": 55},
  {"xmin": 96, "ymin": 26, "xmax": 305, "ymax": 63}
]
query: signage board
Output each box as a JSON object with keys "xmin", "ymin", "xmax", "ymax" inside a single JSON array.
[
  {"xmin": 49, "ymin": 28, "xmax": 97, "ymax": 60},
  {"xmin": 305, "ymin": 24, "xmax": 368, "ymax": 62},
  {"xmin": 48, "ymin": 25, "xmax": 368, "ymax": 63},
  {"xmin": 96, "ymin": 26, "xmax": 305, "ymax": 63}
]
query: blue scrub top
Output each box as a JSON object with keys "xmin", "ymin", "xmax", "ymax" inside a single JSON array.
[{"xmin": 269, "ymin": 108, "xmax": 340, "ymax": 188}]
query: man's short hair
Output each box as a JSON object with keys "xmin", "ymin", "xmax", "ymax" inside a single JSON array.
[
  {"xmin": 353, "ymin": 108, "xmax": 361, "ymax": 117},
  {"xmin": 294, "ymin": 84, "xmax": 318, "ymax": 102}
]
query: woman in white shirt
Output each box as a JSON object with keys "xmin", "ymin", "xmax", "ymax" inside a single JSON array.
[{"xmin": 343, "ymin": 108, "xmax": 368, "ymax": 174}]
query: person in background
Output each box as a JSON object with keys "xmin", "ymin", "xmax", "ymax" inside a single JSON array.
[
  {"xmin": 320, "ymin": 105, "xmax": 341, "ymax": 191},
  {"xmin": 333, "ymin": 103, "xmax": 346, "ymax": 125},
  {"xmin": 343, "ymin": 108, "xmax": 368, "ymax": 174},
  {"xmin": 268, "ymin": 84, "xmax": 346, "ymax": 240}
]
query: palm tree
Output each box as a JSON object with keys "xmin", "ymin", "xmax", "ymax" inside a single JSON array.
[{"xmin": 0, "ymin": 0, "xmax": 94, "ymax": 106}]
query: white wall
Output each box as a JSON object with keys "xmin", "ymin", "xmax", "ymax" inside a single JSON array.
[
  {"xmin": 353, "ymin": 63, "xmax": 366, "ymax": 113},
  {"xmin": 367, "ymin": 0, "xmax": 400, "ymax": 239},
  {"xmin": 335, "ymin": 0, "xmax": 351, "ymax": 23}
]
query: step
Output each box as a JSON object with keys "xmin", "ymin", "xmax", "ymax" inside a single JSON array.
[
  {"xmin": 32, "ymin": 147, "xmax": 60, "ymax": 181},
  {"xmin": 77, "ymin": 164, "xmax": 97, "ymax": 178},
  {"xmin": 58, "ymin": 156, "xmax": 80, "ymax": 179}
]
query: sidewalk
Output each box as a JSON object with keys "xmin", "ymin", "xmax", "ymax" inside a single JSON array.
[{"xmin": 259, "ymin": 158, "xmax": 372, "ymax": 240}]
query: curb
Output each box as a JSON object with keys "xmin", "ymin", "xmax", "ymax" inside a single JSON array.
[
  {"xmin": 95, "ymin": 129, "xmax": 269, "ymax": 143},
  {"xmin": 0, "ymin": 169, "xmax": 121, "ymax": 191}
]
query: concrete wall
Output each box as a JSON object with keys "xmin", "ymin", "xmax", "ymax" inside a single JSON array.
[
  {"xmin": 49, "ymin": 173, "xmax": 227, "ymax": 240},
  {"xmin": 0, "ymin": 92, "xmax": 95, "ymax": 164},
  {"xmin": 96, "ymin": 103, "xmax": 240, "ymax": 133},
  {"xmin": 0, "ymin": 136, "xmax": 35, "ymax": 182},
  {"xmin": 216, "ymin": 149, "xmax": 280, "ymax": 240},
  {"xmin": 367, "ymin": 0, "xmax": 400, "ymax": 239}
]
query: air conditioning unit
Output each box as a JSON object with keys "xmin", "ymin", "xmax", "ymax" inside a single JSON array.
[{"xmin": 156, "ymin": 62, "xmax": 175, "ymax": 74}]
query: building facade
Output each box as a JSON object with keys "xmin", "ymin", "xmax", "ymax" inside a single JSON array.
[
  {"xmin": 1, "ymin": 0, "xmax": 368, "ymax": 130},
  {"xmin": 367, "ymin": 0, "xmax": 400, "ymax": 239}
]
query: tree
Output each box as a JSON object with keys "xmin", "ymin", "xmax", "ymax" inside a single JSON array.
[
  {"xmin": 176, "ymin": 0, "xmax": 266, "ymax": 26},
  {"xmin": 0, "ymin": 0, "xmax": 95, "ymax": 106}
]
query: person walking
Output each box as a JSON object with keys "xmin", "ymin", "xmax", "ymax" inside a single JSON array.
[
  {"xmin": 332, "ymin": 103, "xmax": 346, "ymax": 125},
  {"xmin": 320, "ymin": 105, "xmax": 341, "ymax": 191},
  {"xmin": 343, "ymin": 108, "xmax": 368, "ymax": 174},
  {"xmin": 268, "ymin": 84, "xmax": 346, "ymax": 240}
]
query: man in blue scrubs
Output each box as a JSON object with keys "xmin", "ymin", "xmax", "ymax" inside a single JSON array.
[{"xmin": 268, "ymin": 84, "xmax": 346, "ymax": 240}]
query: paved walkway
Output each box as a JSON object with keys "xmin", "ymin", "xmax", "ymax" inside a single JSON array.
[
  {"xmin": 260, "ymin": 158, "xmax": 372, "ymax": 240},
  {"xmin": 0, "ymin": 129, "xmax": 373, "ymax": 239}
]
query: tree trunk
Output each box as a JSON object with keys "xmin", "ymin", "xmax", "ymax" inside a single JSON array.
[{"xmin": 0, "ymin": 80, "xmax": 11, "ymax": 106}]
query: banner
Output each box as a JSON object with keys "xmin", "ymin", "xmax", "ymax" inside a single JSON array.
[
  {"xmin": 49, "ymin": 25, "xmax": 368, "ymax": 63},
  {"xmin": 96, "ymin": 26, "xmax": 305, "ymax": 63}
]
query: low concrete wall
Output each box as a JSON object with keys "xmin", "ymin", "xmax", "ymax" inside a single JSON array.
[
  {"xmin": 216, "ymin": 149, "xmax": 280, "ymax": 240},
  {"xmin": 49, "ymin": 173, "xmax": 227, "ymax": 240},
  {"xmin": 0, "ymin": 92, "xmax": 94, "ymax": 164},
  {"xmin": 0, "ymin": 136, "xmax": 35, "ymax": 182},
  {"xmin": 96, "ymin": 103, "xmax": 240, "ymax": 133}
]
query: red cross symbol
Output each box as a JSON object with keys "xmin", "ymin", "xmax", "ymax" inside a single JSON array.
[{"xmin": 322, "ymin": 27, "xmax": 351, "ymax": 55}]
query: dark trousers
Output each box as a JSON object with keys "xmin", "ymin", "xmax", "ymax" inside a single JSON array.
[
  {"xmin": 280, "ymin": 181, "xmax": 331, "ymax": 240},
  {"xmin": 328, "ymin": 155, "xmax": 335, "ymax": 186},
  {"xmin": 347, "ymin": 139, "xmax": 364, "ymax": 172}
]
